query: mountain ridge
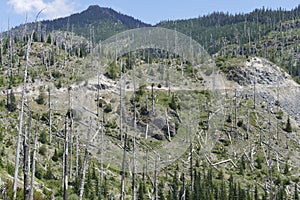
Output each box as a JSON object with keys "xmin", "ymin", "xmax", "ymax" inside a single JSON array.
[{"xmin": 10, "ymin": 4, "xmax": 151, "ymax": 43}]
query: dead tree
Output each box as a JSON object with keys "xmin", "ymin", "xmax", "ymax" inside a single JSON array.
[
  {"xmin": 120, "ymin": 127, "xmax": 128, "ymax": 200},
  {"xmin": 29, "ymin": 126, "xmax": 38, "ymax": 200},
  {"xmin": 48, "ymin": 87, "xmax": 52, "ymax": 143},
  {"xmin": 165, "ymin": 110, "xmax": 171, "ymax": 141},
  {"xmin": 120, "ymin": 59, "xmax": 123, "ymax": 141},
  {"xmin": 63, "ymin": 115, "xmax": 69, "ymax": 200},
  {"xmin": 151, "ymin": 83, "xmax": 155, "ymax": 113},
  {"xmin": 13, "ymin": 22, "xmax": 35, "ymax": 200},
  {"xmin": 75, "ymin": 133, "xmax": 79, "ymax": 178},
  {"xmin": 99, "ymin": 109, "xmax": 105, "ymax": 197},
  {"xmin": 234, "ymin": 89, "xmax": 238, "ymax": 128},
  {"xmin": 230, "ymin": 97, "xmax": 233, "ymax": 133},
  {"xmin": 267, "ymin": 105, "xmax": 273, "ymax": 199},
  {"xmin": 245, "ymin": 109, "xmax": 250, "ymax": 140},
  {"xmin": 23, "ymin": 105, "xmax": 32, "ymax": 200},
  {"xmin": 154, "ymin": 158, "xmax": 158, "ymax": 200},
  {"xmin": 68, "ymin": 87, "xmax": 73, "ymax": 180},
  {"xmin": 189, "ymin": 123, "xmax": 193, "ymax": 191},
  {"xmin": 0, "ymin": 33, "xmax": 3, "ymax": 66},
  {"xmin": 132, "ymin": 63, "xmax": 137, "ymax": 200},
  {"xmin": 253, "ymin": 72, "xmax": 256, "ymax": 109},
  {"xmin": 79, "ymin": 118, "xmax": 92, "ymax": 200},
  {"xmin": 145, "ymin": 150, "xmax": 149, "ymax": 177}
]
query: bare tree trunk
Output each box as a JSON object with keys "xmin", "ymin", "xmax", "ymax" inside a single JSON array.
[
  {"xmin": 75, "ymin": 133, "xmax": 79, "ymax": 178},
  {"xmin": 245, "ymin": 109, "xmax": 250, "ymax": 140},
  {"xmin": 145, "ymin": 149, "xmax": 148, "ymax": 177},
  {"xmin": 99, "ymin": 110, "xmax": 105, "ymax": 198},
  {"xmin": 248, "ymin": 27, "xmax": 251, "ymax": 55},
  {"xmin": 23, "ymin": 107, "xmax": 32, "ymax": 200},
  {"xmin": 132, "ymin": 62, "xmax": 137, "ymax": 200},
  {"xmin": 253, "ymin": 73, "xmax": 256, "ymax": 109},
  {"xmin": 166, "ymin": 110, "xmax": 171, "ymax": 141},
  {"xmin": 68, "ymin": 88, "xmax": 73, "ymax": 180},
  {"xmin": 0, "ymin": 34, "xmax": 3, "ymax": 66},
  {"xmin": 235, "ymin": 89, "xmax": 238, "ymax": 128},
  {"xmin": 97, "ymin": 63, "xmax": 101, "ymax": 118},
  {"xmin": 151, "ymin": 83, "xmax": 155, "ymax": 113},
  {"xmin": 154, "ymin": 158, "xmax": 158, "ymax": 200},
  {"xmin": 146, "ymin": 94, "xmax": 148, "ymax": 111},
  {"xmin": 48, "ymin": 87, "xmax": 52, "ymax": 143},
  {"xmin": 79, "ymin": 118, "xmax": 92, "ymax": 200},
  {"xmin": 13, "ymin": 26, "xmax": 35, "ymax": 200},
  {"xmin": 121, "ymin": 128, "xmax": 128, "ymax": 200},
  {"xmin": 29, "ymin": 126, "xmax": 38, "ymax": 200},
  {"xmin": 230, "ymin": 97, "xmax": 233, "ymax": 133},
  {"xmin": 63, "ymin": 115, "xmax": 69, "ymax": 200},
  {"xmin": 189, "ymin": 122, "xmax": 193, "ymax": 191},
  {"xmin": 120, "ymin": 59, "xmax": 123, "ymax": 141},
  {"xmin": 267, "ymin": 105, "xmax": 273, "ymax": 200}
]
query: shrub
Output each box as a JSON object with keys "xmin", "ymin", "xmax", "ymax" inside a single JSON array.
[
  {"xmin": 52, "ymin": 149, "xmax": 59, "ymax": 162},
  {"xmin": 7, "ymin": 162, "xmax": 14, "ymax": 176},
  {"xmin": 39, "ymin": 131, "xmax": 48, "ymax": 144},
  {"xmin": 68, "ymin": 194, "xmax": 79, "ymax": 200},
  {"xmin": 39, "ymin": 145, "xmax": 47, "ymax": 155},
  {"xmin": 104, "ymin": 104, "xmax": 112, "ymax": 113},
  {"xmin": 44, "ymin": 164, "xmax": 53, "ymax": 179},
  {"xmin": 237, "ymin": 119, "xmax": 243, "ymax": 127},
  {"xmin": 35, "ymin": 165, "xmax": 44, "ymax": 179},
  {"xmin": 285, "ymin": 116, "xmax": 292, "ymax": 133},
  {"xmin": 36, "ymin": 88, "xmax": 46, "ymax": 105}
]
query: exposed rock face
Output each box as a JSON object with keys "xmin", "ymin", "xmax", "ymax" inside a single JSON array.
[{"xmin": 226, "ymin": 57, "xmax": 289, "ymax": 86}]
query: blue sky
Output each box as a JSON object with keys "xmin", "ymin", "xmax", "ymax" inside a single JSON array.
[{"xmin": 1, "ymin": 0, "xmax": 300, "ymax": 30}]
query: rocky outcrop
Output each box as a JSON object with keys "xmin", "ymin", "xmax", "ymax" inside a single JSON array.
[{"xmin": 226, "ymin": 57, "xmax": 290, "ymax": 86}]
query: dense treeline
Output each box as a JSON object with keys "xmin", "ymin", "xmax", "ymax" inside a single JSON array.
[{"xmin": 158, "ymin": 5, "xmax": 300, "ymax": 54}]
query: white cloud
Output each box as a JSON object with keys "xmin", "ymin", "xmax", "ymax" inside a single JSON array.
[{"xmin": 7, "ymin": 0, "xmax": 76, "ymax": 20}]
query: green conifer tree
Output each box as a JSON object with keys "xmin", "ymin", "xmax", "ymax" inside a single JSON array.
[{"xmin": 285, "ymin": 116, "xmax": 293, "ymax": 133}]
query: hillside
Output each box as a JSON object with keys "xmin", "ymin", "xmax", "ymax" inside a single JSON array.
[
  {"xmin": 157, "ymin": 5, "xmax": 300, "ymax": 54},
  {"xmin": 0, "ymin": 5, "xmax": 300, "ymax": 200}
]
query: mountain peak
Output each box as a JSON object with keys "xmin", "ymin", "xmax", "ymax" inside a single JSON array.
[
  {"xmin": 21, "ymin": 4, "xmax": 151, "ymax": 42},
  {"xmin": 87, "ymin": 5, "xmax": 101, "ymax": 10}
]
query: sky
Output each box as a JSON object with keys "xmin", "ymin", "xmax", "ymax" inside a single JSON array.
[{"xmin": 1, "ymin": 0, "xmax": 300, "ymax": 30}]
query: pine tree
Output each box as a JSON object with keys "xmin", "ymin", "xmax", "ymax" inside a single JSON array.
[
  {"xmin": 102, "ymin": 176, "xmax": 108, "ymax": 198},
  {"xmin": 220, "ymin": 181, "xmax": 227, "ymax": 200},
  {"xmin": 158, "ymin": 180, "xmax": 165, "ymax": 200},
  {"xmin": 169, "ymin": 93, "xmax": 178, "ymax": 110},
  {"xmin": 172, "ymin": 170, "xmax": 179, "ymax": 199},
  {"xmin": 138, "ymin": 181, "xmax": 145, "ymax": 200},
  {"xmin": 179, "ymin": 173, "xmax": 185, "ymax": 200},
  {"xmin": 33, "ymin": 32, "xmax": 38, "ymax": 42},
  {"xmin": 284, "ymin": 161, "xmax": 289, "ymax": 175},
  {"xmin": 285, "ymin": 116, "xmax": 293, "ymax": 133},
  {"xmin": 52, "ymin": 149, "xmax": 58, "ymax": 162},
  {"xmin": 254, "ymin": 185, "xmax": 258, "ymax": 200},
  {"xmin": 46, "ymin": 34, "xmax": 52, "ymax": 44},
  {"xmin": 6, "ymin": 89, "xmax": 17, "ymax": 112}
]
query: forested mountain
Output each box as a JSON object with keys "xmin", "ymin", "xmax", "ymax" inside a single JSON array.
[
  {"xmin": 157, "ymin": 5, "xmax": 300, "ymax": 54},
  {"xmin": 12, "ymin": 5, "xmax": 150, "ymax": 42}
]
